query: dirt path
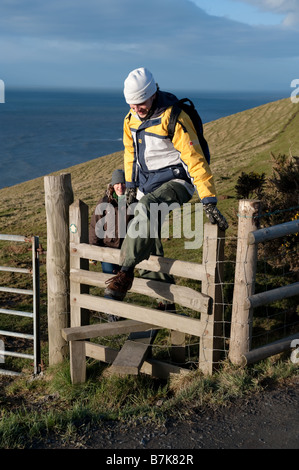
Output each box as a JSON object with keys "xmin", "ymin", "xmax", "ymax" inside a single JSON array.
[{"xmin": 34, "ymin": 376, "xmax": 299, "ymax": 450}]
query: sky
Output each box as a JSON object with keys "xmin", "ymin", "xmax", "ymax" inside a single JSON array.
[{"xmin": 0, "ymin": 0, "xmax": 298, "ymax": 92}]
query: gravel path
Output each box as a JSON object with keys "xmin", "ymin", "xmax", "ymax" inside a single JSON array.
[{"xmin": 34, "ymin": 376, "xmax": 299, "ymax": 450}]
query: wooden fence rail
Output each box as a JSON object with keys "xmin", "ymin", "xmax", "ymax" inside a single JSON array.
[{"xmin": 229, "ymin": 199, "xmax": 299, "ymax": 366}]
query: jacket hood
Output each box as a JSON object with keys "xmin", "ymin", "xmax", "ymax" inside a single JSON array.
[{"xmin": 151, "ymin": 90, "xmax": 178, "ymax": 118}]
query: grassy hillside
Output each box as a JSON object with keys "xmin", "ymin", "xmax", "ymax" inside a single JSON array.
[
  {"xmin": 1, "ymin": 97, "xmax": 298, "ymax": 245},
  {"xmin": 207, "ymin": 97, "xmax": 299, "ymax": 214}
]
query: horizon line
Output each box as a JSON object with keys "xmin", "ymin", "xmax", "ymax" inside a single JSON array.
[{"xmin": 3, "ymin": 85, "xmax": 289, "ymax": 95}]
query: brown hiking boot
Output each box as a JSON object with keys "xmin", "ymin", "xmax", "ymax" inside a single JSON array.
[{"xmin": 104, "ymin": 270, "xmax": 134, "ymax": 301}]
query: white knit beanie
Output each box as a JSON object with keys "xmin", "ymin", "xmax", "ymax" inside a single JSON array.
[{"xmin": 124, "ymin": 67, "xmax": 157, "ymax": 104}]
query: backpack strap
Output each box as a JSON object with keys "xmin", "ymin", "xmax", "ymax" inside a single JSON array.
[
  {"xmin": 168, "ymin": 98, "xmax": 198, "ymax": 140},
  {"xmin": 168, "ymin": 98, "xmax": 210, "ymax": 164},
  {"xmin": 168, "ymin": 101, "xmax": 183, "ymax": 141}
]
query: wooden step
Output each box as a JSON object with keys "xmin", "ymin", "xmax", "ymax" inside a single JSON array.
[
  {"xmin": 109, "ymin": 329, "xmax": 159, "ymax": 375},
  {"xmin": 62, "ymin": 319, "xmax": 158, "ymax": 341}
]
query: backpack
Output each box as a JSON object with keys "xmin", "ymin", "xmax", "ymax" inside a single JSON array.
[{"xmin": 168, "ymin": 98, "xmax": 211, "ymax": 164}]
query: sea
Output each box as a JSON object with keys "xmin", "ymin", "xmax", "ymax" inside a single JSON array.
[{"xmin": 0, "ymin": 88, "xmax": 289, "ymax": 190}]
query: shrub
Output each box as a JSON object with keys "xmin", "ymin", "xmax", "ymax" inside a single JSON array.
[
  {"xmin": 260, "ymin": 153, "xmax": 299, "ymax": 270},
  {"xmin": 235, "ymin": 171, "xmax": 266, "ymax": 200}
]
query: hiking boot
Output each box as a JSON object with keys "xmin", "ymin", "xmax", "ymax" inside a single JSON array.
[{"xmin": 104, "ymin": 270, "xmax": 134, "ymax": 301}]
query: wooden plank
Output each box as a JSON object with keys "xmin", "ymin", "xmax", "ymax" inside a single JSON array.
[
  {"xmin": 70, "ymin": 242, "xmax": 211, "ymax": 281},
  {"xmin": 62, "ymin": 319, "xmax": 158, "ymax": 341},
  {"xmin": 70, "ymin": 269, "xmax": 211, "ymax": 314},
  {"xmin": 72, "ymin": 293, "xmax": 205, "ymax": 337},
  {"xmin": 109, "ymin": 329, "xmax": 159, "ymax": 375},
  {"xmin": 84, "ymin": 342, "xmax": 118, "ymax": 363},
  {"xmin": 140, "ymin": 358, "xmax": 190, "ymax": 379}
]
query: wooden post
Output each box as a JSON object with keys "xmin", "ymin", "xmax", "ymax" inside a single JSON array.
[
  {"xmin": 69, "ymin": 200, "xmax": 89, "ymax": 327},
  {"xmin": 70, "ymin": 341, "xmax": 86, "ymax": 384},
  {"xmin": 200, "ymin": 223, "xmax": 225, "ymax": 374},
  {"xmin": 44, "ymin": 173, "xmax": 74, "ymax": 365},
  {"xmin": 229, "ymin": 199, "xmax": 261, "ymax": 365}
]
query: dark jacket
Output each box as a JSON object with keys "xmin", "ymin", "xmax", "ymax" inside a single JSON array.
[{"xmin": 89, "ymin": 188, "xmax": 132, "ymax": 248}]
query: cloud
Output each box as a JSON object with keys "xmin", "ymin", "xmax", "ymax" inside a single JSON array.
[
  {"xmin": 0, "ymin": 0, "xmax": 200, "ymax": 40},
  {"xmin": 0, "ymin": 0, "xmax": 298, "ymax": 90},
  {"xmin": 1, "ymin": 0, "xmax": 297, "ymax": 57},
  {"xmin": 234, "ymin": 0, "xmax": 299, "ymax": 28}
]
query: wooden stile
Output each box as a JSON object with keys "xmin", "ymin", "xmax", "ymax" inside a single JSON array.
[{"xmin": 63, "ymin": 201, "xmax": 226, "ymax": 382}]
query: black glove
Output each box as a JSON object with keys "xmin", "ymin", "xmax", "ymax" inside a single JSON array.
[
  {"xmin": 203, "ymin": 203, "xmax": 229, "ymax": 231},
  {"xmin": 125, "ymin": 187, "xmax": 137, "ymax": 205}
]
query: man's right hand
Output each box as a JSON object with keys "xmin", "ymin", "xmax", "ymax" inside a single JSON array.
[{"xmin": 125, "ymin": 187, "xmax": 137, "ymax": 205}]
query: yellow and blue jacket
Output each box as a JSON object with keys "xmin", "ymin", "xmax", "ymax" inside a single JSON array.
[{"xmin": 123, "ymin": 90, "xmax": 217, "ymax": 204}]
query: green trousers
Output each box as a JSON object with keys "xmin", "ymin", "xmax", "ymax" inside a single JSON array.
[{"xmin": 120, "ymin": 181, "xmax": 192, "ymax": 282}]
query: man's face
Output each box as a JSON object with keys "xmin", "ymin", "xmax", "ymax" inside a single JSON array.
[{"xmin": 130, "ymin": 94, "xmax": 156, "ymax": 119}]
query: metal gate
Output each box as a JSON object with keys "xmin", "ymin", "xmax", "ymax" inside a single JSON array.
[{"xmin": 0, "ymin": 234, "xmax": 41, "ymax": 376}]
